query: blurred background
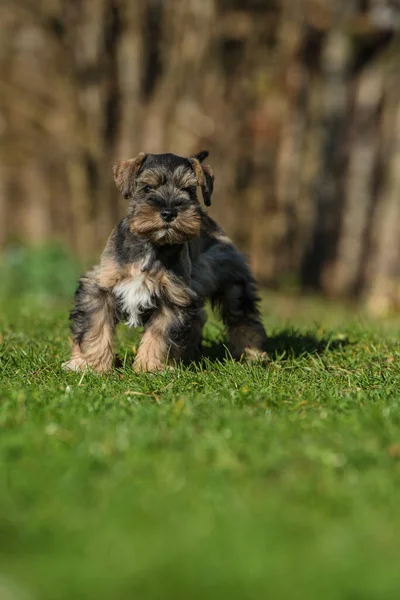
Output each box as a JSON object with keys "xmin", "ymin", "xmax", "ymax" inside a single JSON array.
[{"xmin": 0, "ymin": 0, "xmax": 400, "ymax": 313}]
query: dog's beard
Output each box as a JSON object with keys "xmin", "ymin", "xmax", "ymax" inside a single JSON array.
[{"xmin": 130, "ymin": 204, "xmax": 201, "ymax": 245}]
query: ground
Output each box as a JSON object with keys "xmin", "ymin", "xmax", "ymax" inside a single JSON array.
[{"xmin": 1, "ymin": 278, "xmax": 400, "ymax": 599}]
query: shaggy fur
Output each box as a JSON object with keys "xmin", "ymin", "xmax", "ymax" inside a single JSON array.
[{"xmin": 63, "ymin": 151, "xmax": 267, "ymax": 373}]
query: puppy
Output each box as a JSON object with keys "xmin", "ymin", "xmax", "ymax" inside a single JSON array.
[{"xmin": 63, "ymin": 151, "xmax": 267, "ymax": 373}]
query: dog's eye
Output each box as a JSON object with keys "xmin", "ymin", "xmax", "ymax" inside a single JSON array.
[
  {"xmin": 144, "ymin": 185, "xmax": 153, "ymax": 193},
  {"xmin": 182, "ymin": 186, "xmax": 194, "ymax": 194}
]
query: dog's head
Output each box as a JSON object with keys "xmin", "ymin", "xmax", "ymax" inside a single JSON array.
[{"xmin": 113, "ymin": 151, "xmax": 214, "ymax": 245}]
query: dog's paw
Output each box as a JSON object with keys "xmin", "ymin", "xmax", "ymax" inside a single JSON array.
[
  {"xmin": 241, "ymin": 348, "xmax": 269, "ymax": 363},
  {"xmin": 62, "ymin": 357, "xmax": 89, "ymax": 372},
  {"xmin": 133, "ymin": 359, "xmax": 174, "ymax": 373}
]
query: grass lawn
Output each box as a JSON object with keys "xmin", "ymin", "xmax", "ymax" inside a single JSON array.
[{"xmin": 1, "ymin": 290, "xmax": 400, "ymax": 600}]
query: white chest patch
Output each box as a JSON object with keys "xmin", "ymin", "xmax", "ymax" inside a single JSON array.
[{"xmin": 113, "ymin": 275, "xmax": 156, "ymax": 327}]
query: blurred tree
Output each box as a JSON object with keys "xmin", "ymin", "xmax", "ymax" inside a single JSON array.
[{"xmin": 0, "ymin": 0, "xmax": 400, "ymax": 311}]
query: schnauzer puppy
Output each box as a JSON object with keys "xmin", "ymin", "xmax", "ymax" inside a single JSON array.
[{"xmin": 63, "ymin": 151, "xmax": 267, "ymax": 373}]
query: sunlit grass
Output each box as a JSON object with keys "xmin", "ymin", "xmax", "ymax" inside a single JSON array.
[{"xmin": 1, "ymin": 259, "xmax": 400, "ymax": 599}]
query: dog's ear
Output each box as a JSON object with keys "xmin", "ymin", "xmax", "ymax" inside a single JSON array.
[
  {"xmin": 113, "ymin": 152, "xmax": 147, "ymax": 199},
  {"xmin": 202, "ymin": 164, "xmax": 214, "ymax": 206},
  {"xmin": 191, "ymin": 150, "xmax": 209, "ymax": 163},
  {"xmin": 189, "ymin": 157, "xmax": 214, "ymax": 207}
]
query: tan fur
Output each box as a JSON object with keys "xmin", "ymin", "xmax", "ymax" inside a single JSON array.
[
  {"xmin": 173, "ymin": 165, "xmax": 198, "ymax": 190},
  {"xmin": 188, "ymin": 158, "xmax": 204, "ymax": 187},
  {"xmin": 130, "ymin": 204, "xmax": 163, "ymax": 234},
  {"xmin": 96, "ymin": 256, "xmax": 123, "ymax": 289},
  {"xmin": 113, "ymin": 152, "xmax": 147, "ymax": 197},
  {"xmin": 133, "ymin": 307, "xmax": 173, "ymax": 372},
  {"xmin": 173, "ymin": 206, "xmax": 202, "ymax": 239},
  {"xmin": 131, "ymin": 204, "xmax": 201, "ymax": 245},
  {"xmin": 137, "ymin": 167, "xmax": 167, "ymax": 189},
  {"xmin": 62, "ymin": 344, "xmax": 89, "ymax": 372},
  {"xmin": 63, "ymin": 268, "xmax": 117, "ymax": 373},
  {"xmin": 202, "ymin": 164, "xmax": 214, "ymax": 180},
  {"xmin": 188, "ymin": 158, "xmax": 213, "ymax": 206},
  {"xmin": 63, "ymin": 304, "xmax": 115, "ymax": 374},
  {"xmin": 159, "ymin": 272, "xmax": 192, "ymax": 306},
  {"xmin": 214, "ymin": 231, "xmax": 233, "ymax": 246},
  {"xmin": 79, "ymin": 294, "xmax": 115, "ymax": 372}
]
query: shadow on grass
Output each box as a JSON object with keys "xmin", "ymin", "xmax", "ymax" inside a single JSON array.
[
  {"xmin": 115, "ymin": 330, "xmax": 349, "ymax": 370},
  {"xmin": 265, "ymin": 330, "xmax": 349, "ymax": 360},
  {"xmin": 198, "ymin": 330, "xmax": 349, "ymax": 364}
]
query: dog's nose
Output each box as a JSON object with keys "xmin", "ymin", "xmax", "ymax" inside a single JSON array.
[{"xmin": 160, "ymin": 209, "xmax": 176, "ymax": 223}]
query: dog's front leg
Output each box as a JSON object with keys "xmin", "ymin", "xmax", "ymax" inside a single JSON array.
[
  {"xmin": 133, "ymin": 303, "xmax": 199, "ymax": 373},
  {"xmin": 63, "ymin": 270, "xmax": 117, "ymax": 373}
]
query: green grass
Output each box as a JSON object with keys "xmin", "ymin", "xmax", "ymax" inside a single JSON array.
[{"xmin": 1, "ymin": 284, "xmax": 400, "ymax": 599}]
